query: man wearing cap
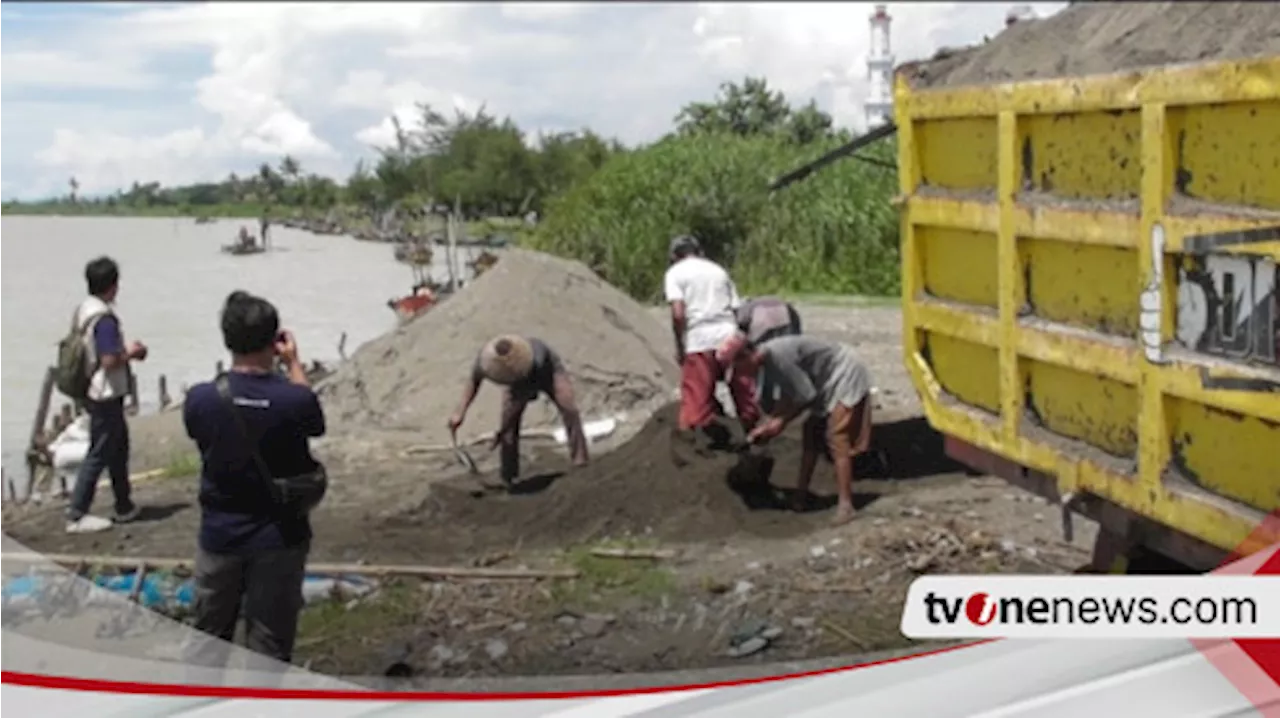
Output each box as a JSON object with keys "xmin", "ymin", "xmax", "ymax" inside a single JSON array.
[
  {"xmin": 737, "ymin": 335, "xmax": 874, "ymax": 526},
  {"xmin": 447, "ymin": 335, "xmax": 589, "ymax": 484},
  {"xmin": 663, "ymin": 235, "xmax": 760, "ymax": 435},
  {"xmin": 716, "ymin": 296, "xmax": 803, "ymax": 415}
]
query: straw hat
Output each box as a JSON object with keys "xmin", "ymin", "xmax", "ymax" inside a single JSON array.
[{"xmin": 478, "ymin": 335, "xmax": 535, "ymax": 384}]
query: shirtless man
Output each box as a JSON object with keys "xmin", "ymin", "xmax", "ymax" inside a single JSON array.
[{"xmin": 448, "ymin": 335, "xmax": 589, "ymax": 484}]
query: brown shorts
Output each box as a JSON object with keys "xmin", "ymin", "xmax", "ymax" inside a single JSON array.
[{"xmin": 803, "ymin": 397, "xmax": 873, "ymax": 461}]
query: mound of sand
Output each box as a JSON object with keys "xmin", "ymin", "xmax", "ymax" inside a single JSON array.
[
  {"xmin": 354, "ymin": 405, "xmax": 966, "ymax": 559},
  {"xmin": 317, "ymin": 249, "xmax": 680, "ymax": 446},
  {"xmin": 904, "ymin": 2, "xmax": 1280, "ymax": 90}
]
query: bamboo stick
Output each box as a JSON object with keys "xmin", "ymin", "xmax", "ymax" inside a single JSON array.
[
  {"xmin": 1, "ymin": 552, "xmax": 580, "ymax": 581},
  {"xmin": 588, "ymin": 548, "xmax": 678, "ymax": 560}
]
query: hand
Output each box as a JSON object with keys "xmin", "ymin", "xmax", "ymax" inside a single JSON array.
[
  {"xmin": 447, "ymin": 413, "xmax": 464, "ymax": 435},
  {"xmin": 274, "ymin": 330, "xmax": 299, "ymax": 365},
  {"xmin": 747, "ymin": 417, "xmax": 784, "ymax": 445},
  {"xmin": 127, "ymin": 341, "xmax": 148, "ymax": 362}
]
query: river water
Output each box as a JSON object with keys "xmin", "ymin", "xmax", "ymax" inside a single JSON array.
[{"xmin": 1, "ymin": 216, "xmax": 469, "ymax": 483}]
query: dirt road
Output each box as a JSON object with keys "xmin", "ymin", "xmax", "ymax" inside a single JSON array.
[{"xmin": 2, "ymin": 300, "xmax": 1098, "ymax": 679}]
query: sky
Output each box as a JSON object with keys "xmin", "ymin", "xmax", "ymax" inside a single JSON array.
[{"xmin": 1, "ymin": 1, "xmax": 1067, "ymax": 201}]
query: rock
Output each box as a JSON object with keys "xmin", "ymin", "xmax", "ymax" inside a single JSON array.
[
  {"xmin": 509, "ymin": 622, "xmax": 528, "ymax": 633},
  {"xmin": 760, "ymin": 626, "xmax": 784, "ymax": 641},
  {"xmin": 873, "ymin": 518, "xmax": 888, "ymax": 526},
  {"xmin": 746, "ymin": 561, "xmax": 762, "ymax": 571},
  {"xmin": 904, "ymin": 507, "xmax": 924, "ymax": 518},
  {"xmin": 1024, "ymin": 547, "xmax": 1039, "ymax": 560},
  {"xmin": 1000, "ymin": 539, "xmax": 1018, "ymax": 554},
  {"xmin": 555, "ymin": 613, "xmax": 579, "ymax": 628},
  {"xmin": 727, "ymin": 636, "xmax": 770, "ymax": 658},
  {"xmin": 427, "ymin": 644, "xmax": 456, "ymax": 669},
  {"xmin": 733, "ymin": 580, "xmax": 755, "ymax": 596},
  {"xmin": 791, "ymin": 616, "xmax": 816, "ymax": 629},
  {"xmin": 580, "ymin": 616, "xmax": 609, "ymax": 638},
  {"xmin": 964, "ymin": 510, "xmax": 979, "ymax": 520},
  {"xmin": 585, "ymin": 613, "xmax": 617, "ymax": 625},
  {"xmin": 828, "ymin": 538, "xmax": 844, "ymax": 547},
  {"xmin": 484, "ymin": 639, "xmax": 509, "ymax": 661},
  {"xmin": 1002, "ymin": 493, "xmax": 1016, "ymax": 501},
  {"xmin": 809, "ymin": 545, "xmax": 828, "ymax": 559},
  {"xmin": 1033, "ymin": 513, "xmax": 1045, "ymax": 522}
]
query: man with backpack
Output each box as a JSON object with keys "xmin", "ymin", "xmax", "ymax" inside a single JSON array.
[{"xmin": 60, "ymin": 256, "xmax": 149, "ymax": 534}]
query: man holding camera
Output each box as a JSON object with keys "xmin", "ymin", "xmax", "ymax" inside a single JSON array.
[{"xmin": 182, "ymin": 291, "xmax": 327, "ymax": 670}]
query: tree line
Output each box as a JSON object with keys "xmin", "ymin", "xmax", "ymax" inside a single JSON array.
[{"xmin": 5, "ymin": 77, "xmax": 901, "ymax": 297}]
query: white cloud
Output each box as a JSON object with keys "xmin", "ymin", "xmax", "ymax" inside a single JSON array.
[{"xmin": 2, "ymin": 2, "xmax": 1069, "ymax": 200}]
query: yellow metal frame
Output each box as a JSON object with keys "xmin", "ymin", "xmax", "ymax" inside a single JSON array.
[{"xmin": 894, "ymin": 58, "xmax": 1280, "ymax": 559}]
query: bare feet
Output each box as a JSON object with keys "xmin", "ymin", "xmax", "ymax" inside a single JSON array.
[{"xmin": 831, "ymin": 503, "xmax": 856, "ymax": 526}]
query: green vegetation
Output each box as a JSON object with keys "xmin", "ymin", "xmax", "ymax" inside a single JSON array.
[
  {"xmin": 4, "ymin": 77, "xmax": 900, "ymax": 297},
  {"xmin": 160, "ymin": 452, "xmax": 202, "ymax": 479}
]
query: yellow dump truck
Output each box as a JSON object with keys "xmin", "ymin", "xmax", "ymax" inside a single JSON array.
[{"xmin": 892, "ymin": 56, "xmax": 1280, "ymax": 572}]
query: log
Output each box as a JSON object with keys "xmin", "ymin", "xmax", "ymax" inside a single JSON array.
[
  {"xmin": 588, "ymin": 548, "xmax": 678, "ymax": 560},
  {"xmin": 1, "ymin": 552, "xmax": 581, "ymax": 581}
]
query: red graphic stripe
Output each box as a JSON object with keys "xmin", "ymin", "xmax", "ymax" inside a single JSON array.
[{"xmin": 0, "ymin": 640, "xmax": 993, "ymax": 701}]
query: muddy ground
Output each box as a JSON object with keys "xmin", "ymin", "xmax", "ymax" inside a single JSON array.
[{"xmin": 2, "ymin": 302, "xmax": 1099, "ymax": 680}]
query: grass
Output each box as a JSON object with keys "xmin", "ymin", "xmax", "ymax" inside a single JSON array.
[
  {"xmin": 160, "ymin": 453, "xmax": 201, "ymax": 479},
  {"xmin": 551, "ymin": 539, "xmax": 677, "ymax": 607}
]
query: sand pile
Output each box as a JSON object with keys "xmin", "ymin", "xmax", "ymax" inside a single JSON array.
[
  {"xmin": 317, "ymin": 249, "xmax": 680, "ymax": 445},
  {"xmin": 351, "ymin": 406, "xmax": 966, "ymax": 559},
  {"xmin": 904, "ymin": 2, "xmax": 1280, "ymax": 90}
]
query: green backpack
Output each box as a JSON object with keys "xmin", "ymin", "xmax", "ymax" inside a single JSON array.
[{"xmin": 55, "ymin": 308, "xmax": 111, "ymax": 401}]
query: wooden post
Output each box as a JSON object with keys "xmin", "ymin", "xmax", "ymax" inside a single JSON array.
[
  {"xmin": 26, "ymin": 367, "xmax": 57, "ymax": 494},
  {"xmin": 126, "ymin": 371, "xmax": 140, "ymax": 416},
  {"xmin": 158, "ymin": 375, "xmax": 171, "ymax": 411}
]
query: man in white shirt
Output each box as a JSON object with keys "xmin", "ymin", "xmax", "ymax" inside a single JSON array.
[{"xmin": 663, "ymin": 235, "xmax": 760, "ymax": 433}]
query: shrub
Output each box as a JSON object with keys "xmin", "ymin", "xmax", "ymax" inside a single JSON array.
[{"xmin": 528, "ymin": 132, "xmax": 899, "ymax": 302}]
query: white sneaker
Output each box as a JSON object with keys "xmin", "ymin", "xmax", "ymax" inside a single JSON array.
[{"xmin": 65, "ymin": 515, "xmax": 113, "ymax": 534}]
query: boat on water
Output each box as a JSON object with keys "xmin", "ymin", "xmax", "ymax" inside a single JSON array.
[
  {"xmin": 221, "ymin": 226, "xmax": 267, "ymax": 255},
  {"xmin": 387, "ymin": 284, "xmax": 440, "ymax": 322}
]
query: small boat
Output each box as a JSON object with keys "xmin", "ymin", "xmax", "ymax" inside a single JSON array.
[
  {"xmin": 387, "ymin": 289, "xmax": 438, "ymax": 322},
  {"xmin": 221, "ymin": 242, "xmax": 266, "ymax": 255},
  {"xmin": 222, "ymin": 226, "xmax": 267, "ymax": 255}
]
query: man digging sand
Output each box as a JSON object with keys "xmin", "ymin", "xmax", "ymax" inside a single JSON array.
[
  {"xmin": 727, "ymin": 335, "xmax": 875, "ymax": 526},
  {"xmin": 448, "ymin": 335, "xmax": 589, "ymax": 486}
]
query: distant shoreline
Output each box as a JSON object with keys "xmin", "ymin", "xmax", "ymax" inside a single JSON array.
[{"xmin": 1, "ymin": 203, "xmax": 268, "ymax": 219}]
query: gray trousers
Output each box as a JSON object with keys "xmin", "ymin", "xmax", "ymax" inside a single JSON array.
[{"xmin": 183, "ymin": 543, "xmax": 308, "ymax": 674}]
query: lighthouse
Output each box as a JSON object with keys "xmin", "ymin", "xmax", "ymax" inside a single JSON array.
[{"xmin": 865, "ymin": 4, "xmax": 894, "ymax": 130}]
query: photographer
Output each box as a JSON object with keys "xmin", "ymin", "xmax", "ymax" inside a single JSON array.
[{"xmin": 181, "ymin": 291, "xmax": 326, "ymax": 670}]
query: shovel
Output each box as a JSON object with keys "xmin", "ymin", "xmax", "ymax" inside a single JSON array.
[{"xmin": 449, "ymin": 430, "xmax": 479, "ymax": 475}]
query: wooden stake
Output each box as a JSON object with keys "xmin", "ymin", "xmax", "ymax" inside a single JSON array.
[
  {"xmin": 588, "ymin": 548, "xmax": 678, "ymax": 560},
  {"xmin": 1, "ymin": 552, "xmax": 580, "ymax": 581},
  {"xmin": 23, "ymin": 367, "xmax": 58, "ymax": 500}
]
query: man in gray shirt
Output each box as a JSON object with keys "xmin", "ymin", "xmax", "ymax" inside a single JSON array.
[
  {"xmin": 717, "ymin": 296, "xmax": 802, "ymax": 414},
  {"xmin": 742, "ymin": 335, "xmax": 874, "ymax": 525}
]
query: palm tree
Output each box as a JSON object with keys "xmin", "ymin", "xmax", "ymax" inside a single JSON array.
[{"xmin": 68, "ymin": 177, "xmax": 80, "ymax": 204}]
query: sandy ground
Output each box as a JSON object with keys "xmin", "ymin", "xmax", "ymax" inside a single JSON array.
[{"xmin": 2, "ymin": 301, "xmax": 1099, "ymax": 680}]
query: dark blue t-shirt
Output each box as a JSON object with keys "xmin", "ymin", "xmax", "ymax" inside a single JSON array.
[
  {"xmin": 93, "ymin": 315, "xmax": 124, "ymax": 357},
  {"xmin": 183, "ymin": 371, "xmax": 326, "ymax": 555}
]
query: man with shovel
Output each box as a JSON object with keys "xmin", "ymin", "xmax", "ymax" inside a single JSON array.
[
  {"xmin": 728, "ymin": 335, "xmax": 874, "ymax": 526},
  {"xmin": 447, "ymin": 335, "xmax": 589, "ymax": 486}
]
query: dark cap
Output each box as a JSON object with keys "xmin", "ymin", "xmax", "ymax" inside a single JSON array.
[{"xmin": 669, "ymin": 234, "xmax": 702, "ymax": 257}]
